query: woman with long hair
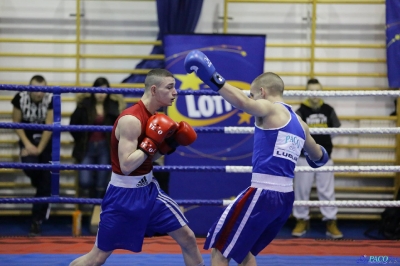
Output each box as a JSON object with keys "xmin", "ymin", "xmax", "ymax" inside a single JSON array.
[{"xmin": 70, "ymin": 77, "xmax": 125, "ymax": 198}]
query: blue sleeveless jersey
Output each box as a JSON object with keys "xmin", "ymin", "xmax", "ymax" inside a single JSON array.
[{"xmin": 252, "ymin": 103, "xmax": 306, "ymax": 178}]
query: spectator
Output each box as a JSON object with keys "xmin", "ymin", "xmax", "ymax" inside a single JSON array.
[
  {"xmin": 292, "ymin": 78, "xmax": 343, "ymax": 238},
  {"xmin": 11, "ymin": 75, "xmax": 53, "ymax": 236},
  {"xmin": 70, "ymin": 77, "xmax": 125, "ymax": 199}
]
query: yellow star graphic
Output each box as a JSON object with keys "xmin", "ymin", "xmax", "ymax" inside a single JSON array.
[
  {"xmin": 237, "ymin": 112, "xmax": 252, "ymax": 125},
  {"xmin": 175, "ymin": 73, "xmax": 203, "ymax": 90}
]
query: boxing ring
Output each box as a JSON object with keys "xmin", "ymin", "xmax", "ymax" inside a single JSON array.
[{"xmin": 1, "ymin": 84, "xmax": 400, "ymax": 266}]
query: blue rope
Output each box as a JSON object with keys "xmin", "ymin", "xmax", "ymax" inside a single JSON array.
[
  {"xmin": 0, "ymin": 84, "xmax": 225, "ymax": 205},
  {"xmin": 0, "ymin": 122, "xmax": 225, "ymax": 133},
  {"xmin": 0, "ymin": 162, "xmax": 227, "ymax": 172},
  {"xmin": 0, "ymin": 197, "xmax": 224, "ymax": 206},
  {"xmin": 0, "ymin": 84, "xmax": 218, "ymax": 95}
]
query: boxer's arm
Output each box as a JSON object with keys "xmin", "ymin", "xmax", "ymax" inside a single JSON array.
[
  {"xmin": 116, "ymin": 115, "xmax": 148, "ymax": 175},
  {"xmin": 218, "ymin": 82, "xmax": 274, "ymax": 117},
  {"xmin": 299, "ymin": 118, "xmax": 323, "ymax": 161},
  {"xmin": 184, "ymin": 50, "xmax": 274, "ymax": 117},
  {"xmin": 152, "ymin": 152, "xmax": 163, "ymax": 162}
]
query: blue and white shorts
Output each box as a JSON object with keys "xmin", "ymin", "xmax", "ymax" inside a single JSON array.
[
  {"xmin": 204, "ymin": 181, "xmax": 294, "ymax": 264},
  {"xmin": 96, "ymin": 172, "xmax": 188, "ymax": 252}
]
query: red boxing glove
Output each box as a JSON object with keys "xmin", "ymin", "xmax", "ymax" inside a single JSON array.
[
  {"xmin": 139, "ymin": 138, "xmax": 158, "ymax": 156},
  {"xmin": 139, "ymin": 114, "xmax": 178, "ymax": 156},
  {"xmin": 159, "ymin": 121, "xmax": 197, "ymax": 155}
]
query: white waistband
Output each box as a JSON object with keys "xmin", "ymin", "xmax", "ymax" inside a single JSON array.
[
  {"xmin": 251, "ymin": 173, "xmax": 293, "ymax": 192},
  {"xmin": 110, "ymin": 172, "xmax": 153, "ymax": 188}
]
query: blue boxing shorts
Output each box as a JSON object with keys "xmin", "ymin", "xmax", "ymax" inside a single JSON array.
[
  {"xmin": 204, "ymin": 174, "xmax": 294, "ymax": 264},
  {"xmin": 96, "ymin": 172, "xmax": 188, "ymax": 252}
]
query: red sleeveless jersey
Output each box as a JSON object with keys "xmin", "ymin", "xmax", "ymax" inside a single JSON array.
[{"xmin": 110, "ymin": 100, "xmax": 154, "ymax": 175}]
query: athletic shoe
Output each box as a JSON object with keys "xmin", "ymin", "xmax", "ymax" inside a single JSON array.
[
  {"xmin": 29, "ymin": 220, "xmax": 42, "ymax": 237},
  {"xmin": 292, "ymin": 219, "xmax": 309, "ymax": 237},
  {"xmin": 326, "ymin": 220, "xmax": 343, "ymax": 239}
]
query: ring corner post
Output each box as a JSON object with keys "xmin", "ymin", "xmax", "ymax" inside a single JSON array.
[{"xmin": 51, "ymin": 86, "xmax": 62, "ymax": 198}]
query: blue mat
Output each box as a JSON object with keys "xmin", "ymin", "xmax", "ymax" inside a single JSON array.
[{"xmin": 3, "ymin": 254, "xmax": 397, "ymax": 266}]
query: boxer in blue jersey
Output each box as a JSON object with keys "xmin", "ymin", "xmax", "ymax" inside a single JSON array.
[{"xmin": 185, "ymin": 50, "xmax": 329, "ymax": 266}]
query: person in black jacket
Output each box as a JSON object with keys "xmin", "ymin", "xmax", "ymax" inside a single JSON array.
[
  {"xmin": 292, "ymin": 78, "xmax": 343, "ymax": 239},
  {"xmin": 70, "ymin": 77, "xmax": 125, "ymax": 198}
]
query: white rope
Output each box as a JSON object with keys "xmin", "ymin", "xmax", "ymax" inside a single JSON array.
[
  {"xmin": 295, "ymin": 166, "xmax": 400, "ymax": 172},
  {"xmin": 224, "ymin": 127, "xmax": 400, "ymax": 134},
  {"xmin": 283, "ymin": 90, "xmax": 400, "ymax": 97},
  {"xmin": 226, "ymin": 165, "xmax": 400, "ymax": 173},
  {"xmin": 224, "ymin": 127, "xmax": 255, "ymax": 134},
  {"xmin": 294, "ymin": 201, "xmax": 400, "ymax": 207},
  {"xmin": 311, "ymin": 128, "xmax": 400, "ymax": 134},
  {"xmin": 222, "ymin": 200, "xmax": 400, "ymax": 207},
  {"xmin": 226, "ymin": 166, "xmax": 253, "ymax": 173}
]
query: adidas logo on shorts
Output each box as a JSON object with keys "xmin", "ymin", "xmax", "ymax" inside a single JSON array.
[{"xmin": 136, "ymin": 176, "xmax": 149, "ymax": 187}]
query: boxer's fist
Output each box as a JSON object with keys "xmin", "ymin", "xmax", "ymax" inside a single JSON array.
[
  {"xmin": 159, "ymin": 121, "xmax": 197, "ymax": 155},
  {"xmin": 184, "ymin": 50, "xmax": 225, "ymax": 92},
  {"xmin": 139, "ymin": 138, "xmax": 158, "ymax": 156},
  {"xmin": 139, "ymin": 114, "xmax": 178, "ymax": 156},
  {"xmin": 144, "ymin": 114, "xmax": 178, "ymax": 144},
  {"xmin": 305, "ymin": 145, "xmax": 329, "ymax": 168}
]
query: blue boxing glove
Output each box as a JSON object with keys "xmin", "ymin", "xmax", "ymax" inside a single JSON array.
[
  {"xmin": 305, "ymin": 145, "xmax": 329, "ymax": 168},
  {"xmin": 184, "ymin": 50, "xmax": 226, "ymax": 92}
]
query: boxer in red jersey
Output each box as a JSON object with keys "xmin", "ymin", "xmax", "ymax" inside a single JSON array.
[{"xmin": 70, "ymin": 69, "xmax": 204, "ymax": 266}]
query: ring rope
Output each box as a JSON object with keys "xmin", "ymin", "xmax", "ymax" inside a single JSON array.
[
  {"xmin": 224, "ymin": 127, "xmax": 400, "ymax": 135},
  {"xmin": 283, "ymin": 90, "xmax": 400, "ymax": 97},
  {"xmin": 227, "ymin": 165, "xmax": 400, "ymax": 173},
  {"xmin": 0, "ymin": 197, "xmax": 399, "ymax": 207},
  {"xmin": 1, "ymin": 84, "xmax": 399, "ymax": 212},
  {"xmin": 227, "ymin": 200, "xmax": 400, "ymax": 208},
  {"xmin": 1, "ymin": 163, "xmax": 400, "ymax": 173},
  {"xmin": 1, "ymin": 123, "xmax": 399, "ymax": 135},
  {"xmin": 1, "ymin": 84, "xmax": 400, "ymax": 97}
]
